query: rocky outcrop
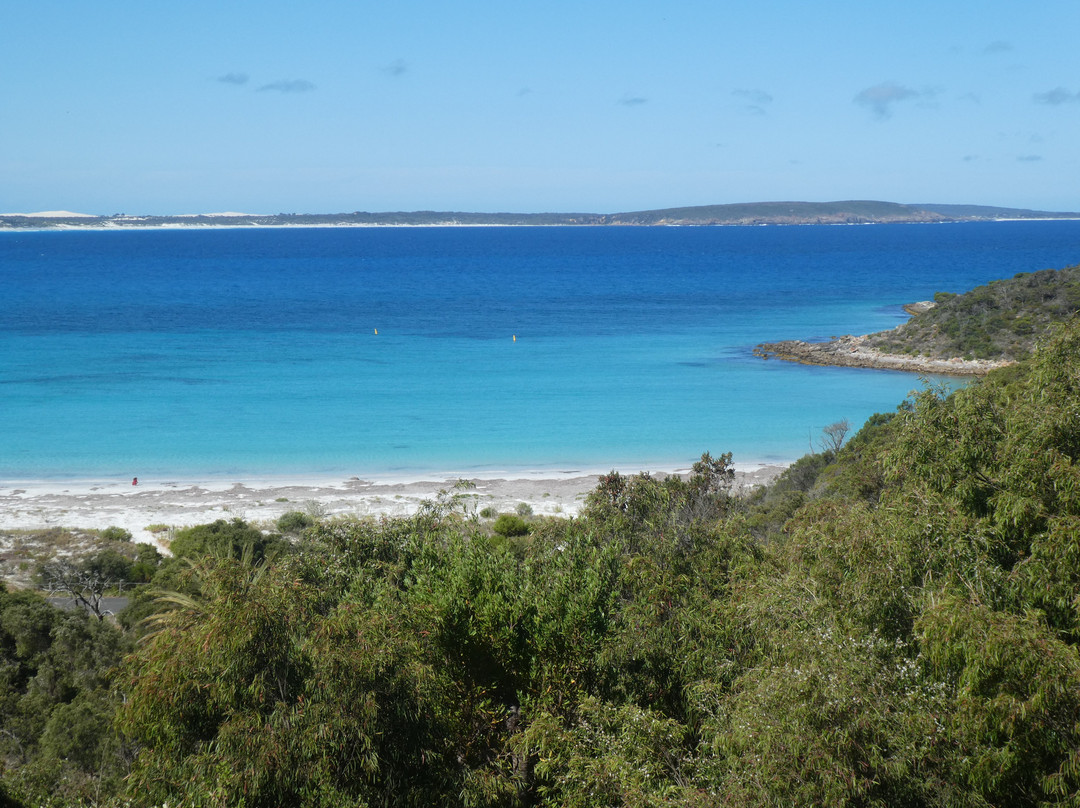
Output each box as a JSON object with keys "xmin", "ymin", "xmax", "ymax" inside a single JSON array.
[
  {"xmin": 901, "ymin": 300, "xmax": 936, "ymax": 316},
  {"xmin": 753, "ymin": 333, "xmax": 1015, "ymax": 376}
]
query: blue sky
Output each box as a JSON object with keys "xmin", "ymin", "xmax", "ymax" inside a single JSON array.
[{"xmin": 3, "ymin": 1, "xmax": 1079, "ymax": 214}]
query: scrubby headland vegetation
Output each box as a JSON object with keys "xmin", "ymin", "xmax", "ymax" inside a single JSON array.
[
  {"xmin": 866, "ymin": 263, "xmax": 1080, "ymax": 360},
  {"xmin": 757, "ymin": 262, "xmax": 1080, "ymax": 374},
  {"xmin": 4, "ymin": 323, "xmax": 1080, "ymax": 805}
]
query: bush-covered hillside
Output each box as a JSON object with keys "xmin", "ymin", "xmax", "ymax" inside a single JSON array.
[
  {"xmin": 867, "ymin": 263, "xmax": 1080, "ymax": 360},
  {"xmin": 4, "ymin": 319, "xmax": 1080, "ymax": 806}
]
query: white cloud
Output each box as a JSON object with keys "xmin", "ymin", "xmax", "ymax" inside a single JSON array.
[
  {"xmin": 732, "ymin": 89, "xmax": 773, "ymax": 116},
  {"xmin": 853, "ymin": 82, "xmax": 920, "ymax": 119},
  {"xmin": 1033, "ymin": 87, "xmax": 1080, "ymax": 105},
  {"xmin": 217, "ymin": 72, "xmax": 249, "ymax": 85},
  {"xmin": 257, "ymin": 79, "xmax": 316, "ymax": 93},
  {"xmin": 732, "ymin": 89, "xmax": 773, "ymax": 105}
]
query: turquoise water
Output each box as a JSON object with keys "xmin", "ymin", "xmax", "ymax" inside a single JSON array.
[{"xmin": 2, "ymin": 221, "xmax": 1079, "ymax": 480}]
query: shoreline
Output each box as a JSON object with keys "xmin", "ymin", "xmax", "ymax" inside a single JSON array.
[
  {"xmin": 3, "ymin": 217, "xmax": 1080, "ymax": 235},
  {"xmin": 0, "ymin": 464, "xmax": 790, "ymax": 548},
  {"xmin": 754, "ymin": 333, "xmax": 1015, "ymax": 376}
]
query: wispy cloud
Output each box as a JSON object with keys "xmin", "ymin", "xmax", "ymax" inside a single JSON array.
[
  {"xmin": 983, "ymin": 40, "xmax": 1012, "ymax": 54},
  {"xmin": 853, "ymin": 82, "xmax": 921, "ymax": 119},
  {"xmin": 1017, "ymin": 154, "xmax": 1043, "ymax": 162},
  {"xmin": 257, "ymin": 79, "xmax": 316, "ymax": 93},
  {"xmin": 618, "ymin": 94, "xmax": 648, "ymax": 106},
  {"xmin": 732, "ymin": 88, "xmax": 773, "ymax": 115},
  {"xmin": 733, "ymin": 89, "xmax": 773, "ymax": 105},
  {"xmin": 383, "ymin": 59, "xmax": 408, "ymax": 77},
  {"xmin": 217, "ymin": 72, "xmax": 249, "ymax": 85},
  {"xmin": 1033, "ymin": 87, "xmax": 1080, "ymax": 105},
  {"xmin": 915, "ymin": 86, "xmax": 944, "ymax": 110}
]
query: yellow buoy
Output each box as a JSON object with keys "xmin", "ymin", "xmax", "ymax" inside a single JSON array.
[
  {"xmin": 513, "ymin": 334, "xmax": 516, "ymax": 342},
  {"xmin": 374, "ymin": 328, "xmax": 378, "ymax": 335}
]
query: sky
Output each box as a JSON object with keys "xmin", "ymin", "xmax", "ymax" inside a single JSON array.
[{"xmin": 2, "ymin": 1, "xmax": 1079, "ymax": 215}]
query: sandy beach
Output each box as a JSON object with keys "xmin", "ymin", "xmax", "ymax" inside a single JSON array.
[{"xmin": 0, "ymin": 465, "xmax": 788, "ymax": 548}]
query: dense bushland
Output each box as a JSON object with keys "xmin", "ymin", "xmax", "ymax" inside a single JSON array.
[
  {"xmin": 3, "ymin": 322, "xmax": 1080, "ymax": 806},
  {"xmin": 867, "ymin": 263, "xmax": 1080, "ymax": 360}
]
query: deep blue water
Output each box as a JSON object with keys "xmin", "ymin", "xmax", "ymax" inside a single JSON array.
[{"xmin": 2, "ymin": 221, "xmax": 1078, "ymax": 480}]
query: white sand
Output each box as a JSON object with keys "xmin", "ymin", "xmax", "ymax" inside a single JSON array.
[
  {"xmin": 0, "ymin": 210, "xmax": 96, "ymax": 217},
  {"xmin": 0, "ymin": 465, "xmax": 788, "ymax": 547}
]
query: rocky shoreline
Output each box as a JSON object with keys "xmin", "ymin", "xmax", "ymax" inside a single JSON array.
[{"xmin": 754, "ymin": 333, "xmax": 1015, "ymax": 376}]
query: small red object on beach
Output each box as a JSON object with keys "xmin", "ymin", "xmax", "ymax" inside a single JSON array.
[{"xmin": 132, "ymin": 477, "xmax": 138, "ymax": 486}]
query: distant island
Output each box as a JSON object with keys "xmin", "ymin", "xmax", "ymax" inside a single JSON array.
[
  {"xmin": 755, "ymin": 263, "xmax": 1080, "ymax": 375},
  {"xmin": 2, "ymin": 200, "xmax": 1078, "ymax": 230}
]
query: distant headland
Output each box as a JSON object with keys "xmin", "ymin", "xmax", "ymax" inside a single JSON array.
[
  {"xmin": 755, "ymin": 263, "xmax": 1080, "ymax": 375},
  {"xmin": 2, "ymin": 200, "xmax": 1078, "ymax": 230}
]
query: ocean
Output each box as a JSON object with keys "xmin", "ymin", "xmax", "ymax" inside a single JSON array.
[{"xmin": 2, "ymin": 221, "xmax": 1079, "ymax": 481}]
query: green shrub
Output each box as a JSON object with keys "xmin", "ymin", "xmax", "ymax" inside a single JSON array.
[
  {"xmin": 83, "ymin": 549, "xmax": 134, "ymax": 583},
  {"xmin": 492, "ymin": 514, "xmax": 530, "ymax": 537},
  {"xmin": 129, "ymin": 543, "xmax": 163, "ymax": 582},
  {"xmin": 169, "ymin": 518, "xmax": 286, "ymax": 563},
  {"xmin": 98, "ymin": 526, "xmax": 132, "ymax": 542},
  {"xmin": 277, "ymin": 510, "xmax": 316, "ymax": 533}
]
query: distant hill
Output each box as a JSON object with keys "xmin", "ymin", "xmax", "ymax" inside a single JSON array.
[
  {"xmin": 605, "ymin": 200, "xmax": 943, "ymax": 225},
  {"xmin": 1, "ymin": 201, "xmax": 1077, "ymax": 230}
]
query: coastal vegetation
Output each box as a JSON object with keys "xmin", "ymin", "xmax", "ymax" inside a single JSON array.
[
  {"xmin": 866, "ymin": 263, "xmax": 1080, "ymax": 360},
  {"xmin": 3, "ymin": 315, "xmax": 1080, "ymax": 805},
  {"xmin": 757, "ymin": 262, "xmax": 1080, "ymax": 374}
]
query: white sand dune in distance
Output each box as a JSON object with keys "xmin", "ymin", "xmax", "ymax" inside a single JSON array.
[{"xmin": 1, "ymin": 210, "xmax": 97, "ymax": 218}]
